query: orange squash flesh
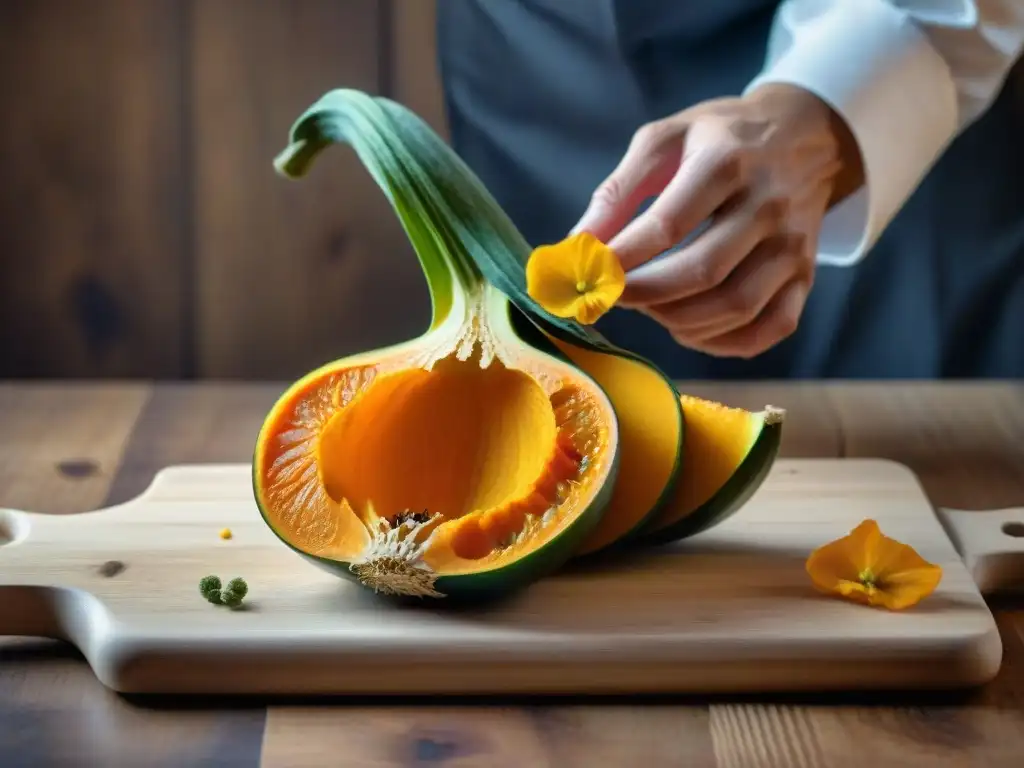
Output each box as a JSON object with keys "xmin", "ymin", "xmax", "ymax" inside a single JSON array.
[
  {"xmin": 546, "ymin": 336, "xmax": 684, "ymax": 555},
  {"xmin": 644, "ymin": 394, "xmax": 764, "ymax": 533},
  {"xmin": 672, "ymin": 395, "xmax": 761, "ymax": 513},
  {"xmin": 254, "ymin": 354, "xmax": 615, "ymax": 577}
]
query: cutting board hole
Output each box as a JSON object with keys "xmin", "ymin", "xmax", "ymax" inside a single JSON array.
[
  {"xmin": 0, "ymin": 510, "xmax": 29, "ymax": 546},
  {"xmin": 1001, "ymin": 521, "xmax": 1024, "ymax": 538}
]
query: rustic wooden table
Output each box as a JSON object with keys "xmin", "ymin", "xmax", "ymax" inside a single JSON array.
[{"xmin": 1, "ymin": 381, "xmax": 1022, "ymax": 767}]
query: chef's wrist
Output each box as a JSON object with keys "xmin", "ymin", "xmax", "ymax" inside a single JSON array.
[{"xmin": 743, "ymin": 82, "xmax": 865, "ymax": 208}]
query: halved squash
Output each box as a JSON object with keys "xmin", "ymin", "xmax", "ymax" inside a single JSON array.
[
  {"xmin": 637, "ymin": 394, "xmax": 785, "ymax": 545},
  {"xmin": 252, "ymin": 89, "xmax": 685, "ymax": 600},
  {"xmin": 254, "ymin": 287, "xmax": 620, "ymax": 601}
]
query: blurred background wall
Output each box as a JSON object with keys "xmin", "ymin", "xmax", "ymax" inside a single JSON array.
[
  {"xmin": 0, "ymin": 0, "xmax": 446, "ymax": 380},
  {"xmin": 5, "ymin": 2, "xmax": 1022, "ymax": 383}
]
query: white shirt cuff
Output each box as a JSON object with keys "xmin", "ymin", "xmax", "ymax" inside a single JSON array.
[{"xmin": 744, "ymin": 0, "xmax": 960, "ymax": 267}]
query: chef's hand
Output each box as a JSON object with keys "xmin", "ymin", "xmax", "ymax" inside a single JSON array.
[{"xmin": 573, "ymin": 83, "xmax": 864, "ymax": 358}]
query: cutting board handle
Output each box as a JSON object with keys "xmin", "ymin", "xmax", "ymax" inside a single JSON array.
[
  {"xmin": 0, "ymin": 508, "xmax": 86, "ymax": 640},
  {"xmin": 0, "ymin": 508, "xmax": 29, "ymax": 546},
  {"xmin": 937, "ymin": 506, "xmax": 1024, "ymax": 595},
  {"xmin": 2, "ymin": 509, "xmax": 45, "ymax": 637}
]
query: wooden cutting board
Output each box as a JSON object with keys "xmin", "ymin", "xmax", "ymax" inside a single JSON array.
[{"xmin": 1, "ymin": 458, "xmax": 1021, "ymax": 697}]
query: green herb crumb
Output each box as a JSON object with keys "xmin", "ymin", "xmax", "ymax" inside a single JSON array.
[
  {"xmin": 199, "ymin": 574, "xmax": 248, "ymax": 608},
  {"xmin": 224, "ymin": 577, "xmax": 248, "ymax": 600},
  {"xmin": 199, "ymin": 574, "xmax": 222, "ymax": 604}
]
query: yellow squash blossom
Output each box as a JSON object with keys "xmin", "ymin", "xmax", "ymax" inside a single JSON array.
[
  {"xmin": 805, "ymin": 519, "xmax": 943, "ymax": 610},
  {"xmin": 525, "ymin": 232, "xmax": 626, "ymax": 325}
]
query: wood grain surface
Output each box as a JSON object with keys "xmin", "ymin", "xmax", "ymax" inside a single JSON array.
[
  {"xmin": 190, "ymin": 0, "xmax": 431, "ymax": 380},
  {"xmin": 1, "ymin": 381, "xmax": 1023, "ymax": 767},
  {"xmin": 0, "ymin": 0, "xmax": 188, "ymax": 379},
  {"xmin": 0, "ymin": 0, "xmax": 443, "ymax": 381}
]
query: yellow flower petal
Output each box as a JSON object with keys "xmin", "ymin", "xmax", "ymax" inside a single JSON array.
[
  {"xmin": 527, "ymin": 239, "xmax": 586, "ymax": 290},
  {"xmin": 870, "ymin": 529, "xmax": 939, "ymax": 581},
  {"xmin": 872, "ymin": 566, "xmax": 944, "ymax": 610},
  {"xmin": 835, "ymin": 579, "xmax": 881, "ymax": 607},
  {"xmin": 575, "ymin": 233, "xmax": 623, "ymax": 286},
  {"xmin": 805, "ymin": 518, "xmax": 879, "ymax": 591},
  {"xmin": 806, "ymin": 518, "xmax": 942, "ymax": 611},
  {"xmin": 573, "ymin": 294, "xmax": 608, "ymax": 325},
  {"xmin": 525, "ymin": 244, "xmax": 585, "ymax": 317},
  {"xmin": 526, "ymin": 271, "xmax": 587, "ymax": 319},
  {"xmin": 526, "ymin": 232, "xmax": 626, "ymax": 325}
]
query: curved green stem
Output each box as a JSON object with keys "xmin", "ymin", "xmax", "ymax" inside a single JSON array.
[{"xmin": 273, "ymin": 90, "xmax": 481, "ymax": 329}]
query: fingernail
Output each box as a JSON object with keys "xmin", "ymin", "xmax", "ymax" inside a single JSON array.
[
  {"xmin": 791, "ymin": 280, "xmax": 810, "ymax": 307},
  {"xmin": 782, "ymin": 281, "xmax": 810, "ymax": 324},
  {"xmin": 570, "ymin": 202, "xmax": 608, "ymax": 237},
  {"xmin": 569, "ymin": 214, "xmax": 594, "ymax": 236}
]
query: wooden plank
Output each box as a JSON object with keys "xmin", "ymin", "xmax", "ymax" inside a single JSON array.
[
  {"xmin": 104, "ymin": 382, "xmax": 284, "ymax": 505},
  {"xmin": 261, "ymin": 706, "xmax": 717, "ymax": 768},
  {"xmin": 0, "ymin": 384, "xmax": 266, "ymax": 768},
  {"xmin": 0, "ymin": 688, "xmax": 264, "ymax": 768},
  {"xmin": 0, "ymin": 383, "xmax": 149, "ymax": 515},
  {"xmin": 0, "ymin": 1, "xmax": 188, "ymax": 378},
  {"xmin": 191, "ymin": 0, "xmax": 431, "ymax": 380},
  {"xmin": 709, "ymin": 696, "xmax": 1024, "ymax": 767},
  {"xmin": 827, "ymin": 383, "xmax": 1024, "ymax": 509}
]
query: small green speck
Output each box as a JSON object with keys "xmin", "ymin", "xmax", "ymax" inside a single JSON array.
[
  {"xmin": 224, "ymin": 577, "xmax": 248, "ymax": 600},
  {"xmin": 200, "ymin": 574, "xmax": 248, "ymax": 608},
  {"xmin": 199, "ymin": 574, "xmax": 222, "ymax": 597}
]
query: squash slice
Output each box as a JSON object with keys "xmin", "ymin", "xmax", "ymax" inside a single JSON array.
[{"xmin": 638, "ymin": 394, "xmax": 786, "ymax": 544}]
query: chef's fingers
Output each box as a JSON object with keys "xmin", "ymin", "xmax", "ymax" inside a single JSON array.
[
  {"xmin": 571, "ymin": 117, "xmax": 683, "ymax": 245},
  {"xmin": 608, "ymin": 119, "xmax": 750, "ymax": 271}
]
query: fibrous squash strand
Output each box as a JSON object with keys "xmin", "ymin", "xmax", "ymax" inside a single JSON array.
[
  {"xmin": 387, "ymin": 510, "xmax": 433, "ymax": 528},
  {"xmin": 262, "ymin": 365, "xmax": 380, "ymax": 556},
  {"xmin": 349, "ymin": 514, "xmax": 446, "ymax": 598},
  {"xmin": 401, "ymin": 284, "xmax": 563, "ymax": 395}
]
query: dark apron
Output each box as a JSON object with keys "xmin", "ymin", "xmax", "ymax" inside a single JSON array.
[{"xmin": 437, "ymin": 0, "xmax": 1024, "ymax": 379}]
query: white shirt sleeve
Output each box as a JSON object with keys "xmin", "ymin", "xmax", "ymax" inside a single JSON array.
[{"xmin": 743, "ymin": 0, "xmax": 1024, "ymax": 266}]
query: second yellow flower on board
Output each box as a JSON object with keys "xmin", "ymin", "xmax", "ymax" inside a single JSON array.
[{"xmin": 805, "ymin": 519, "xmax": 943, "ymax": 611}]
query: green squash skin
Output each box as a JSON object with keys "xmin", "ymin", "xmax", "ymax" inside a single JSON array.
[
  {"xmin": 636, "ymin": 416, "xmax": 783, "ymax": 547},
  {"xmin": 251, "ymin": 435, "xmax": 620, "ymax": 605}
]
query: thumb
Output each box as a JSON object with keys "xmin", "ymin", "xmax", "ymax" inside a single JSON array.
[{"xmin": 570, "ymin": 122, "xmax": 681, "ymax": 244}]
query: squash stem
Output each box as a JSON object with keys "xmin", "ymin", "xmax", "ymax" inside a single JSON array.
[{"xmin": 273, "ymin": 93, "xmax": 484, "ymax": 329}]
